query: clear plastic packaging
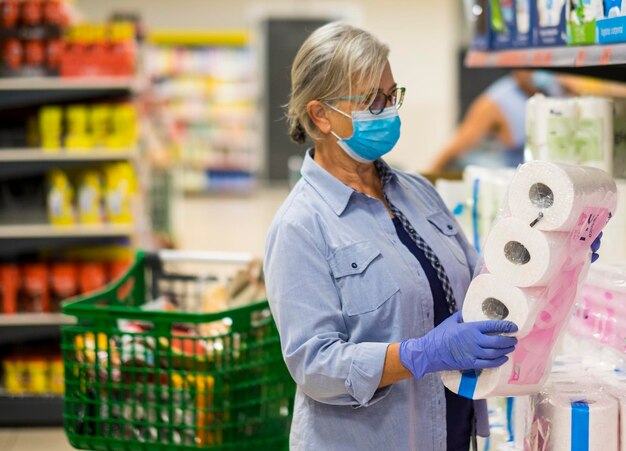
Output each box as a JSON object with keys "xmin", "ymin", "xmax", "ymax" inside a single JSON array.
[{"xmin": 442, "ymin": 161, "xmax": 618, "ymax": 400}]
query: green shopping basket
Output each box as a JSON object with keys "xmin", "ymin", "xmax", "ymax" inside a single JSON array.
[{"xmin": 61, "ymin": 250, "xmax": 296, "ymax": 450}]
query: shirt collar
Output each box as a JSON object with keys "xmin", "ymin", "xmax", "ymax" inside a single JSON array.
[{"xmin": 300, "ymin": 149, "xmax": 398, "ymax": 216}]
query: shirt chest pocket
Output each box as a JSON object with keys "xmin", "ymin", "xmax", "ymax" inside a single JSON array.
[
  {"xmin": 328, "ymin": 242, "xmax": 400, "ymax": 316},
  {"xmin": 426, "ymin": 211, "xmax": 467, "ymax": 265}
]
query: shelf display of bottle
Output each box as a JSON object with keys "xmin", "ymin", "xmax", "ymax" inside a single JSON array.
[{"xmin": 145, "ymin": 31, "xmax": 258, "ymax": 194}]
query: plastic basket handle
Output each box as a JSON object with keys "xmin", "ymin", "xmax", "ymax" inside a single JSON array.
[{"xmin": 155, "ymin": 250, "xmax": 254, "ymax": 265}]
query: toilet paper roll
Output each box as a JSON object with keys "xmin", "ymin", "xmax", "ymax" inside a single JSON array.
[
  {"xmin": 507, "ymin": 161, "xmax": 618, "ymax": 232},
  {"xmin": 576, "ymin": 97, "xmax": 614, "ymax": 173},
  {"xmin": 606, "ymin": 388, "xmax": 626, "ymax": 451},
  {"xmin": 541, "ymin": 98, "xmax": 578, "ymax": 162},
  {"xmin": 483, "ymin": 217, "xmax": 570, "ymax": 287},
  {"xmin": 535, "ymin": 390, "xmax": 618, "ymax": 451},
  {"xmin": 440, "ymin": 360, "xmax": 548, "ymax": 400},
  {"xmin": 462, "ymin": 274, "xmax": 544, "ymax": 336}
]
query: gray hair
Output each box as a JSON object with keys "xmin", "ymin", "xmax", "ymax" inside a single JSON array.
[{"xmin": 287, "ymin": 22, "xmax": 390, "ymax": 144}]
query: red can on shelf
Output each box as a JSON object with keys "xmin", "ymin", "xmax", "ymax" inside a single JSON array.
[
  {"xmin": 1, "ymin": 0, "xmax": 20, "ymax": 28},
  {"xmin": 46, "ymin": 39, "xmax": 63, "ymax": 70},
  {"xmin": 3, "ymin": 39, "xmax": 23, "ymax": 70},
  {"xmin": 0, "ymin": 264, "xmax": 20, "ymax": 315},
  {"xmin": 78, "ymin": 262, "xmax": 107, "ymax": 295},
  {"xmin": 50, "ymin": 262, "xmax": 77, "ymax": 312},
  {"xmin": 42, "ymin": 0, "xmax": 62, "ymax": 26},
  {"xmin": 24, "ymin": 39, "xmax": 45, "ymax": 67},
  {"xmin": 22, "ymin": 0, "xmax": 43, "ymax": 26},
  {"xmin": 22, "ymin": 263, "xmax": 51, "ymax": 313}
]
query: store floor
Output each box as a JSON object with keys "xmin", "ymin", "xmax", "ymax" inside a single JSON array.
[{"xmin": 0, "ymin": 428, "xmax": 73, "ymax": 450}]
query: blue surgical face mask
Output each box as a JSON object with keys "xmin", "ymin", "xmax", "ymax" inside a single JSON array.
[{"xmin": 325, "ymin": 103, "xmax": 401, "ymax": 163}]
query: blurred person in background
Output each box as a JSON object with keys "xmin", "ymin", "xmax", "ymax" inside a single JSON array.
[{"xmin": 427, "ymin": 70, "xmax": 565, "ymax": 172}]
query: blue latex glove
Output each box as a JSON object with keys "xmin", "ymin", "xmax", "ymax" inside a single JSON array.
[
  {"xmin": 399, "ymin": 312, "xmax": 518, "ymax": 379},
  {"xmin": 591, "ymin": 232, "xmax": 602, "ymax": 263}
]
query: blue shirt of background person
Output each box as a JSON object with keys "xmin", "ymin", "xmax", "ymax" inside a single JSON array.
[{"xmin": 428, "ymin": 70, "xmax": 564, "ymax": 172}]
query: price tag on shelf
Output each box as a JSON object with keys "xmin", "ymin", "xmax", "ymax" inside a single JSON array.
[
  {"xmin": 600, "ymin": 47, "xmax": 613, "ymax": 65},
  {"xmin": 496, "ymin": 51, "xmax": 523, "ymax": 67},
  {"xmin": 466, "ymin": 51, "xmax": 488, "ymax": 67},
  {"xmin": 531, "ymin": 50, "xmax": 553, "ymax": 67},
  {"xmin": 575, "ymin": 49, "xmax": 587, "ymax": 66}
]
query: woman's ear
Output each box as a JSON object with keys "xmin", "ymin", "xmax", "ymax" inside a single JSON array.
[{"xmin": 306, "ymin": 100, "xmax": 332, "ymax": 135}]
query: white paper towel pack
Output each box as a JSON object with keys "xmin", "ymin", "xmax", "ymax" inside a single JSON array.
[
  {"xmin": 462, "ymin": 274, "xmax": 544, "ymax": 336},
  {"xmin": 483, "ymin": 217, "xmax": 570, "ymax": 287},
  {"xmin": 531, "ymin": 390, "xmax": 618, "ymax": 451},
  {"xmin": 507, "ymin": 160, "xmax": 617, "ymax": 232}
]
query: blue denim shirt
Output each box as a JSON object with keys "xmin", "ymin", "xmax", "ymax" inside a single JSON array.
[{"xmin": 264, "ymin": 150, "xmax": 489, "ymax": 450}]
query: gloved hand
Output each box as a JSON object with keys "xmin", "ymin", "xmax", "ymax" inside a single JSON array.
[
  {"xmin": 591, "ymin": 232, "xmax": 602, "ymax": 263},
  {"xmin": 399, "ymin": 312, "xmax": 518, "ymax": 379}
]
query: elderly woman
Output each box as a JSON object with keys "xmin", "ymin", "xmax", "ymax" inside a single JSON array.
[{"xmin": 264, "ymin": 23, "xmax": 598, "ymax": 451}]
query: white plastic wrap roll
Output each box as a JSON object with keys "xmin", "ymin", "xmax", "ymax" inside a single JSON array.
[
  {"xmin": 483, "ymin": 217, "xmax": 570, "ymax": 287},
  {"xmin": 462, "ymin": 274, "xmax": 543, "ymax": 336},
  {"xmin": 507, "ymin": 161, "xmax": 618, "ymax": 232},
  {"xmin": 533, "ymin": 390, "xmax": 618, "ymax": 451}
]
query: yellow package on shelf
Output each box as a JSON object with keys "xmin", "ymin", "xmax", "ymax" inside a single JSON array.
[
  {"xmin": 65, "ymin": 105, "xmax": 94, "ymax": 150},
  {"xmin": 106, "ymin": 103, "xmax": 137, "ymax": 149},
  {"xmin": 77, "ymin": 170, "xmax": 103, "ymax": 224},
  {"xmin": 39, "ymin": 106, "xmax": 63, "ymax": 151},
  {"xmin": 90, "ymin": 104, "xmax": 112, "ymax": 149},
  {"xmin": 104, "ymin": 162, "xmax": 136, "ymax": 224},
  {"xmin": 47, "ymin": 169, "xmax": 75, "ymax": 226}
]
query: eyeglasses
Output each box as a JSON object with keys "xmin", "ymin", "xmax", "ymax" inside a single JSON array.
[{"xmin": 326, "ymin": 87, "xmax": 406, "ymax": 115}]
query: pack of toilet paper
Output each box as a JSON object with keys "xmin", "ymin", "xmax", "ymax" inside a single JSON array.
[
  {"xmin": 525, "ymin": 95, "xmax": 615, "ymax": 175},
  {"xmin": 597, "ymin": 0, "xmax": 626, "ymax": 43},
  {"xmin": 569, "ymin": 263, "xmax": 626, "ymax": 352},
  {"xmin": 510, "ymin": 351, "xmax": 626, "ymax": 451},
  {"xmin": 442, "ymin": 160, "xmax": 618, "ymax": 400}
]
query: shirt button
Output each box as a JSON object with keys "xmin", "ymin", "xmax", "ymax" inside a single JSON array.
[
  {"xmin": 447, "ymin": 224, "xmax": 453, "ymax": 230},
  {"xmin": 351, "ymin": 262, "xmax": 358, "ymax": 269}
]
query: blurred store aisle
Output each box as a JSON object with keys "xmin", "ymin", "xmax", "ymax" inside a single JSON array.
[{"xmin": 172, "ymin": 186, "xmax": 291, "ymax": 257}]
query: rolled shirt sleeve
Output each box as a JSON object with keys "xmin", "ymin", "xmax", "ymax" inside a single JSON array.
[{"xmin": 265, "ymin": 218, "xmax": 391, "ymax": 408}]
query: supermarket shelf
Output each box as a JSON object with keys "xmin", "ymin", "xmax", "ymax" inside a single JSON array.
[
  {"xmin": 0, "ymin": 76, "xmax": 139, "ymax": 91},
  {"xmin": 0, "ymin": 314, "xmax": 76, "ymax": 327},
  {"xmin": 0, "ymin": 224, "xmax": 135, "ymax": 239},
  {"xmin": 465, "ymin": 44, "xmax": 626, "ymax": 81},
  {"xmin": 0, "ymin": 148, "xmax": 137, "ymax": 163},
  {"xmin": 0, "ymin": 395, "xmax": 63, "ymax": 426},
  {"xmin": 148, "ymin": 29, "xmax": 249, "ymax": 47}
]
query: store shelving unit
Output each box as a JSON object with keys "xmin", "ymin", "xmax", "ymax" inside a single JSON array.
[
  {"xmin": 0, "ymin": 148, "xmax": 137, "ymax": 162},
  {"xmin": 0, "ymin": 76, "xmax": 140, "ymax": 91},
  {"xmin": 145, "ymin": 30, "xmax": 259, "ymax": 195},
  {"xmin": 0, "ymin": 223, "xmax": 134, "ymax": 239},
  {"xmin": 465, "ymin": 43, "xmax": 626, "ymax": 81},
  {"xmin": 0, "ymin": 395, "xmax": 63, "ymax": 426},
  {"xmin": 0, "ymin": 314, "xmax": 75, "ymax": 327},
  {"xmin": 0, "ymin": 75, "xmax": 140, "ymax": 426}
]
